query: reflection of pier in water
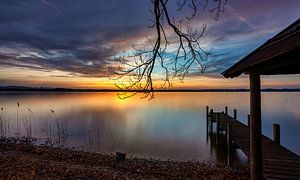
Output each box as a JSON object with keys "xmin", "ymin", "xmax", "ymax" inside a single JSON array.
[
  {"xmin": 206, "ymin": 106, "xmax": 300, "ymax": 180},
  {"xmin": 206, "ymin": 108, "xmax": 241, "ymax": 166}
]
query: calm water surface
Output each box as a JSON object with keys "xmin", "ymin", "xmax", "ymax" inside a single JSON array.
[{"xmin": 0, "ymin": 92, "xmax": 299, "ymax": 162}]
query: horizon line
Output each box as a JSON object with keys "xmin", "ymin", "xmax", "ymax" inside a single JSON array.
[{"xmin": 1, "ymin": 86, "xmax": 300, "ymax": 92}]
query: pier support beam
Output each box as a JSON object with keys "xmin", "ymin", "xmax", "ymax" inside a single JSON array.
[
  {"xmin": 250, "ymin": 73, "xmax": 262, "ymax": 180},
  {"xmin": 206, "ymin": 106, "xmax": 209, "ymax": 141},
  {"xmin": 273, "ymin": 124, "xmax": 280, "ymax": 144},
  {"xmin": 206, "ymin": 106, "xmax": 209, "ymax": 120},
  {"xmin": 227, "ymin": 123, "xmax": 233, "ymax": 167},
  {"xmin": 209, "ymin": 109, "xmax": 213, "ymax": 133},
  {"xmin": 233, "ymin": 109, "xmax": 237, "ymax": 119},
  {"xmin": 217, "ymin": 113, "xmax": 220, "ymax": 134},
  {"xmin": 247, "ymin": 114, "xmax": 250, "ymax": 127},
  {"xmin": 206, "ymin": 106, "xmax": 209, "ymax": 126}
]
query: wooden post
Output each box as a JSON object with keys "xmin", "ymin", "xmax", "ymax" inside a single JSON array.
[
  {"xmin": 233, "ymin": 109, "xmax": 237, "ymax": 119},
  {"xmin": 216, "ymin": 113, "xmax": 220, "ymax": 145},
  {"xmin": 210, "ymin": 109, "xmax": 213, "ymax": 133},
  {"xmin": 227, "ymin": 123, "xmax": 232, "ymax": 166},
  {"xmin": 206, "ymin": 106, "xmax": 209, "ymax": 120},
  {"xmin": 217, "ymin": 113, "xmax": 220, "ymax": 134},
  {"xmin": 273, "ymin": 124, "xmax": 280, "ymax": 144},
  {"xmin": 250, "ymin": 73, "xmax": 262, "ymax": 180},
  {"xmin": 248, "ymin": 114, "xmax": 250, "ymax": 127},
  {"xmin": 206, "ymin": 106, "xmax": 209, "ymax": 127},
  {"xmin": 206, "ymin": 106, "xmax": 209, "ymax": 140},
  {"xmin": 227, "ymin": 123, "xmax": 232, "ymax": 146},
  {"xmin": 225, "ymin": 106, "xmax": 228, "ymax": 115}
]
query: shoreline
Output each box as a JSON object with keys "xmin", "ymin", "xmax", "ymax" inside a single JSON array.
[{"xmin": 0, "ymin": 138, "xmax": 250, "ymax": 179}]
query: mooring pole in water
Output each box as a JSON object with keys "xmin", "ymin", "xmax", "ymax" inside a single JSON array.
[
  {"xmin": 225, "ymin": 106, "xmax": 228, "ymax": 115},
  {"xmin": 227, "ymin": 123, "xmax": 232, "ymax": 147},
  {"xmin": 216, "ymin": 113, "xmax": 220, "ymax": 145},
  {"xmin": 210, "ymin": 109, "xmax": 213, "ymax": 133},
  {"xmin": 233, "ymin": 109, "xmax": 237, "ymax": 119},
  {"xmin": 227, "ymin": 122, "xmax": 232, "ymax": 166},
  {"xmin": 206, "ymin": 106, "xmax": 209, "ymax": 121},
  {"xmin": 248, "ymin": 114, "xmax": 250, "ymax": 127},
  {"xmin": 206, "ymin": 106, "xmax": 209, "ymax": 140},
  {"xmin": 217, "ymin": 113, "xmax": 220, "ymax": 134},
  {"xmin": 273, "ymin": 124, "xmax": 280, "ymax": 144}
]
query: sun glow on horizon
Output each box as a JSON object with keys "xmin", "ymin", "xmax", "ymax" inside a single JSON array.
[{"xmin": 1, "ymin": 65, "xmax": 300, "ymax": 89}]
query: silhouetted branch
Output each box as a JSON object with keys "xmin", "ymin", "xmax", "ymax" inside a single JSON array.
[{"xmin": 108, "ymin": 0, "xmax": 227, "ymax": 99}]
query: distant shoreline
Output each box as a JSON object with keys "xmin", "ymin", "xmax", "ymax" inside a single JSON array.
[{"xmin": 0, "ymin": 86, "xmax": 300, "ymax": 92}]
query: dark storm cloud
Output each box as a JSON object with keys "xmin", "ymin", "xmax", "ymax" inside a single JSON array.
[{"xmin": 0, "ymin": 0, "xmax": 150, "ymax": 76}]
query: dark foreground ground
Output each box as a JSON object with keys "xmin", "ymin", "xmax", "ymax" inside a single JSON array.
[{"xmin": 0, "ymin": 139, "xmax": 249, "ymax": 179}]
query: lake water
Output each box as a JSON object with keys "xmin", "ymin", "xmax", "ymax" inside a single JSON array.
[{"xmin": 0, "ymin": 92, "xmax": 299, "ymax": 163}]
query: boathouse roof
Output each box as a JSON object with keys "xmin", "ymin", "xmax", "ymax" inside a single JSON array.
[{"xmin": 222, "ymin": 19, "xmax": 300, "ymax": 78}]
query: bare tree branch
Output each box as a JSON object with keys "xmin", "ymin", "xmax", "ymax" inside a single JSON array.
[{"xmin": 108, "ymin": 0, "xmax": 227, "ymax": 99}]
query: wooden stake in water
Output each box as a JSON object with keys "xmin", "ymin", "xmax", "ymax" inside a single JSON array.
[
  {"xmin": 273, "ymin": 124, "xmax": 280, "ymax": 144},
  {"xmin": 248, "ymin": 114, "xmax": 250, "ymax": 127},
  {"xmin": 206, "ymin": 106, "xmax": 209, "ymax": 121},
  {"xmin": 233, "ymin": 109, "xmax": 237, "ymax": 119},
  {"xmin": 227, "ymin": 123, "xmax": 232, "ymax": 166},
  {"xmin": 209, "ymin": 109, "xmax": 213, "ymax": 133},
  {"xmin": 17, "ymin": 102, "xmax": 20, "ymax": 136},
  {"xmin": 206, "ymin": 106, "xmax": 209, "ymax": 136}
]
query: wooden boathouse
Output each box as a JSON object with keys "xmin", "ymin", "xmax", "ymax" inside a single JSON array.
[{"xmin": 222, "ymin": 19, "xmax": 300, "ymax": 179}]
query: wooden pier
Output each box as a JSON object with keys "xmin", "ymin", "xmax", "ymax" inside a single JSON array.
[{"xmin": 207, "ymin": 107, "xmax": 300, "ymax": 180}]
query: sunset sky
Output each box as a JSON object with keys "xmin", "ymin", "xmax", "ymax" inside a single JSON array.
[{"xmin": 0, "ymin": 0, "xmax": 299, "ymax": 89}]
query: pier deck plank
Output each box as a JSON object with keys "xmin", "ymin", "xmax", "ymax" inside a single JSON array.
[{"xmin": 209, "ymin": 112, "xmax": 300, "ymax": 179}]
